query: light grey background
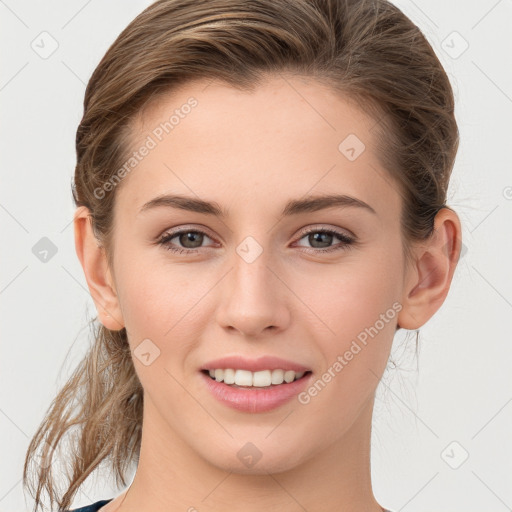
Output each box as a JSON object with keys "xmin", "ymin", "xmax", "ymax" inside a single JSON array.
[{"xmin": 1, "ymin": 1, "xmax": 511, "ymax": 511}]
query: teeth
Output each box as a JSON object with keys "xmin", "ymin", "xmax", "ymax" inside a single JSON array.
[{"xmin": 206, "ymin": 368, "xmax": 306, "ymax": 386}]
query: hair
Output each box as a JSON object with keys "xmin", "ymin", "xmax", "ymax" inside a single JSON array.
[{"xmin": 23, "ymin": 0, "xmax": 459, "ymax": 510}]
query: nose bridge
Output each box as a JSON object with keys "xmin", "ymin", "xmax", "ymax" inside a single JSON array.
[
  {"xmin": 217, "ymin": 232, "xmax": 288, "ymax": 335},
  {"xmin": 231, "ymin": 234, "xmax": 276, "ymax": 304}
]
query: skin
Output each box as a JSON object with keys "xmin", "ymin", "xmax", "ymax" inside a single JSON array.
[{"xmin": 74, "ymin": 74, "xmax": 462, "ymax": 512}]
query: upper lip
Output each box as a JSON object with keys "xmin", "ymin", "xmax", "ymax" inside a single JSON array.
[{"xmin": 201, "ymin": 355, "xmax": 311, "ymax": 373}]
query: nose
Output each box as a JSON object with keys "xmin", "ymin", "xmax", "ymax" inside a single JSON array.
[{"xmin": 216, "ymin": 247, "xmax": 291, "ymax": 338}]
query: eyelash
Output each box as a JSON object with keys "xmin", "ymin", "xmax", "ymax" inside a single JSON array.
[{"xmin": 157, "ymin": 226, "xmax": 356, "ymax": 255}]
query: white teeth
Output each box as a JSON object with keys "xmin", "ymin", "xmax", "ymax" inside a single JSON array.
[
  {"xmin": 252, "ymin": 370, "xmax": 271, "ymax": 387},
  {"xmin": 271, "ymin": 369, "xmax": 284, "ymax": 384},
  {"xmin": 205, "ymin": 368, "xmax": 306, "ymax": 386},
  {"xmin": 223, "ymin": 368, "xmax": 236, "ymax": 384}
]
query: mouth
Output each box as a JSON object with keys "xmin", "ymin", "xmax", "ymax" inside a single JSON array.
[
  {"xmin": 199, "ymin": 367, "xmax": 314, "ymax": 413},
  {"xmin": 200, "ymin": 368, "xmax": 313, "ymax": 389}
]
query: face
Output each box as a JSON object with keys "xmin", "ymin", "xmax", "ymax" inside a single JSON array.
[{"xmin": 103, "ymin": 75, "xmax": 406, "ymax": 474}]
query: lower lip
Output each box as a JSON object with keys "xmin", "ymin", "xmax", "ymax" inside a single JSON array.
[{"xmin": 200, "ymin": 371, "xmax": 313, "ymax": 413}]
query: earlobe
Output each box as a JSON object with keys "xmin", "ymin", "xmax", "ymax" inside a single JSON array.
[
  {"xmin": 397, "ymin": 208, "xmax": 462, "ymax": 331},
  {"xmin": 73, "ymin": 206, "xmax": 125, "ymax": 331}
]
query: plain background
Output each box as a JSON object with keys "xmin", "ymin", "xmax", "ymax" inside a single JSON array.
[{"xmin": 1, "ymin": 0, "xmax": 511, "ymax": 511}]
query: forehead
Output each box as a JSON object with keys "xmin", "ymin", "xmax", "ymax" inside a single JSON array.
[{"xmin": 115, "ymin": 75, "xmax": 401, "ymax": 224}]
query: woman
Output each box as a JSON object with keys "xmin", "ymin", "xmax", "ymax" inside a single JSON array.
[{"xmin": 23, "ymin": 0, "xmax": 462, "ymax": 511}]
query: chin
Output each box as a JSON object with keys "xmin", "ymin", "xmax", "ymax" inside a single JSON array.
[{"xmin": 201, "ymin": 440, "xmax": 310, "ymax": 475}]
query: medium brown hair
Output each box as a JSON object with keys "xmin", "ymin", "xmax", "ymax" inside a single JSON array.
[{"xmin": 23, "ymin": 0, "xmax": 459, "ymax": 510}]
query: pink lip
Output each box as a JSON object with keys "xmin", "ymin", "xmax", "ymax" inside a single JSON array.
[
  {"xmin": 200, "ymin": 355, "xmax": 311, "ymax": 373},
  {"xmin": 200, "ymin": 370, "xmax": 313, "ymax": 413}
]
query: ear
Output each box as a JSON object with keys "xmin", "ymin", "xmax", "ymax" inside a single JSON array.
[
  {"xmin": 397, "ymin": 207, "xmax": 462, "ymax": 330},
  {"xmin": 73, "ymin": 206, "xmax": 125, "ymax": 331}
]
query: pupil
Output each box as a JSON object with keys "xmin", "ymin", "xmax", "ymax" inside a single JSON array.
[
  {"xmin": 181, "ymin": 231, "xmax": 202, "ymax": 248},
  {"xmin": 311, "ymin": 232, "xmax": 331, "ymax": 248}
]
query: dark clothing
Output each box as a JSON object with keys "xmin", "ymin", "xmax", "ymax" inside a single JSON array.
[
  {"xmin": 65, "ymin": 498, "xmax": 394, "ymax": 511},
  {"xmin": 65, "ymin": 499, "xmax": 113, "ymax": 512}
]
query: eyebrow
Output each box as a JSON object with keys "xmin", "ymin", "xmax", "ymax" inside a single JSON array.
[{"xmin": 138, "ymin": 193, "xmax": 377, "ymax": 218}]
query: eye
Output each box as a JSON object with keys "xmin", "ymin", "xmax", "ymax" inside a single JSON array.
[
  {"xmin": 158, "ymin": 228, "xmax": 215, "ymax": 254},
  {"xmin": 294, "ymin": 226, "xmax": 356, "ymax": 253},
  {"xmin": 157, "ymin": 225, "xmax": 356, "ymax": 255}
]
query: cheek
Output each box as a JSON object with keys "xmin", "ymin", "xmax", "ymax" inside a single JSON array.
[
  {"xmin": 289, "ymin": 251, "xmax": 402, "ymax": 390},
  {"xmin": 115, "ymin": 258, "xmax": 209, "ymax": 375},
  {"xmin": 115, "ymin": 251, "xmax": 191, "ymax": 332},
  {"xmin": 294, "ymin": 262, "xmax": 400, "ymax": 434},
  {"xmin": 294, "ymin": 254, "xmax": 401, "ymax": 330},
  {"xmin": 115, "ymin": 264, "xmax": 200, "ymax": 401}
]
